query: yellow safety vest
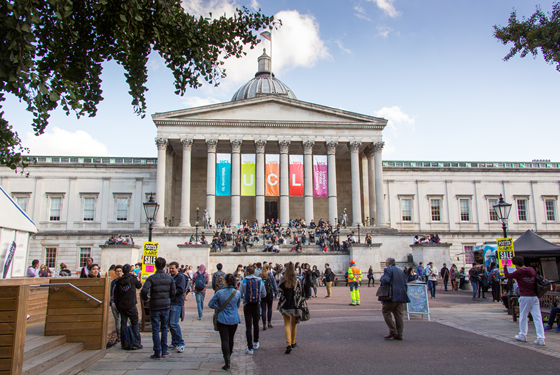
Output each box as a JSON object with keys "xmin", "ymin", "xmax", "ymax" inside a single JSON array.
[{"xmin": 347, "ymin": 266, "xmax": 362, "ymax": 282}]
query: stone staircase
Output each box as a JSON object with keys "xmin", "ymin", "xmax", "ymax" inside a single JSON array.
[{"xmin": 23, "ymin": 335, "xmax": 104, "ymax": 375}]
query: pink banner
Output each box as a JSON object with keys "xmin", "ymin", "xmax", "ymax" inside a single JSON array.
[
  {"xmin": 313, "ymin": 155, "xmax": 328, "ymax": 197},
  {"xmin": 289, "ymin": 155, "xmax": 304, "ymax": 197}
]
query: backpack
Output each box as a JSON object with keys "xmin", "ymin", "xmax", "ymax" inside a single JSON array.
[
  {"xmin": 327, "ymin": 269, "xmax": 335, "ymax": 282},
  {"xmin": 263, "ymin": 276, "xmax": 273, "ymax": 296},
  {"xmin": 244, "ymin": 278, "xmax": 260, "ymax": 304},
  {"xmin": 121, "ymin": 325, "xmax": 135, "ymax": 350},
  {"xmin": 214, "ymin": 272, "xmax": 225, "ymax": 291},
  {"xmin": 535, "ymin": 274, "xmax": 552, "ymax": 298},
  {"xmin": 194, "ymin": 273, "xmax": 206, "ymax": 292}
]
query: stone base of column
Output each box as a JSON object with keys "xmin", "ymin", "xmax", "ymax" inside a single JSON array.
[{"xmin": 178, "ymin": 222, "xmax": 192, "ymax": 227}]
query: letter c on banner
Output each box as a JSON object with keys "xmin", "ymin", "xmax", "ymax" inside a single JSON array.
[
  {"xmin": 243, "ymin": 174, "xmax": 254, "ymax": 186},
  {"xmin": 292, "ymin": 174, "xmax": 301, "ymax": 186},
  {"xmin": 267, "ymin": 174, "xmax": 278, "ymax": 186}
]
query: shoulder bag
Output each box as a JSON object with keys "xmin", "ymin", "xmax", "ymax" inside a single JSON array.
[
  {"xmin": 376, "ymin": 267, "xmax": 393, "ymax": 302},
  {"xmin": 213, "ymin": 291, "xmax": 237, "ymax": 331}
]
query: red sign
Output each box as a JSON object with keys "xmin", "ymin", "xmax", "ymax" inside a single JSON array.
[{"xmin": 289, "ymin": 155, "xmax": 304, "ymax": 196}]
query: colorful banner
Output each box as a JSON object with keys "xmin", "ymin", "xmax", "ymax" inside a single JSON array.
[
  {"xmin": 216, "ymin": 153, "xmax": 231, "ymax": 196},
  {"xmin": 265, "ymin": 154, "xmax": 279, "ymax": 196},
  {"xmin": 289, "ymin": 155, "xmax": 304, "ymax": 196},
  {"xmin": 313, "ymin": 155, "xmax": 328, "ymax": 197},
  {"xmin": 241, "ymin": 154, "xmax": 256, "ymax": 196},
  {"xmin": 141, "ymin": 242, "xmax": 158, "ymax": 282},
  {"xmin": 496, "ymin": 238, "xmax": 516, "ymax": 276}
]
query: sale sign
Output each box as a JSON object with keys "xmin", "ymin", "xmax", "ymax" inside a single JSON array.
[
  {"xmin": 313, "ymin": 155, "xmax": 328, "ymax": 197},
  {"xmin": 141, "ymin": 242, "xmax": 158, "ymax": 281},
  {"xmin": 265, "ymin": 154, "xmax": 279, "ymax": 196},
  {"xmin": 289, "ymin": 155, "xmax": 304, "ymax": 196},
  {"xmin": 496, "ymin": 238, "xmax": 516, "ymax": 276}
]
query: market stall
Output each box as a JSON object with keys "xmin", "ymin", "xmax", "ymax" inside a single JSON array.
[{"xmin": 513, "ymin": 230, "xmax": 560, "ymax": 281}]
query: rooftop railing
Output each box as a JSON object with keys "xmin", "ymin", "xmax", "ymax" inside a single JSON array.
[
  {"xmin": 27, "ymin": 156, "xmax": 157, "ymax": 165},
  {"xmin": 383, "ymin": 161, "xmax": 560, "ymax": 169}
]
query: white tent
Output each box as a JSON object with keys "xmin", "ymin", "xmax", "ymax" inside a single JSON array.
[{"xmin": 0, "ymin": 186, "xmax": 37, "ymax": 278}]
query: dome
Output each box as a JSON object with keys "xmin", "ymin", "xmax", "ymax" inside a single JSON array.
[{"xmin": 231, "ymin": 49, "xmax": 297, "ymax": 101}]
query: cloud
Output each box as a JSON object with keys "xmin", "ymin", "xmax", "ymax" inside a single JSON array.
[
  {"xmin": 334, "ymin": 39, "xmax": 352, "ymax": 54},
  {"xmin": 182, "ymin": 0, "xmax": 237, "ymax": 18},
  {"xmin": 354, "ymin": 4, "xmax": 372, "ymax": 21},
  {"xmin": 182, "ymin": 96, "xmax": 221, "ymax": 107},
  {"xmin": 374, "ymin": 106, "xmax": 415, "ymax": 136},
  {"xmin": 24, "ymin": 127, "xmax": 112, "ymax": 156},
  {"xmin": 376, "ymin": 25, "xmax": 392, "ymax": 38},
  {"xmin": 367, "ymin": 0, "xmax": 400, "ymax": 18},
  {"xmin": 250, "ymin": 0, "xmax": 259, "ymax": 10}
]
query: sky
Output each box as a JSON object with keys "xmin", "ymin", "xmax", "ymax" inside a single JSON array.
[{"xmin": 5, "ymin": 0, "xmax": 560, "ymax": 162}]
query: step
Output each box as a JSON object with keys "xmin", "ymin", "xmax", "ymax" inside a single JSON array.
[
  {"xmin": 24, "ymin": 335, "xmax": 67, "ymax": 358},
  {"xmin": 45, "ymin": 349, "xmax": 105, "ymax": 375},
  {"xmin": 23, "ymin": 342, "xmax": 83, "ymax": 375}
]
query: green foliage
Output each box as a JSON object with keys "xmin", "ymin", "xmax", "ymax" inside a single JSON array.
[
  {"xmin": 494, "ymin": 2, "xmax": 560, "ymax": 72},
  {"xmin": 0, "ymin": 0, "xmax": 276, "ymax": 171}
]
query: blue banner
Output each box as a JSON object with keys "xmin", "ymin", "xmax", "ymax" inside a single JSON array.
[{"xmin": 216, "ymin": 153, "xmax": 231, "ymax": 196}]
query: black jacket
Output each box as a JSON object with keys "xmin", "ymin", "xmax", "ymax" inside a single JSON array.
[
  {"xmin": 171, "ymin": 272, "xmax": 186, "ymax": 306},
  {"xmin": 114, "ymin": 273, "xmax": 142, "ymax": 311},
  {"xmin": 141, "ymin": 270, "xmax": 176, "ymax": 311}
]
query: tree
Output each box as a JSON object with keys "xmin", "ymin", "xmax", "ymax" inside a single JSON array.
[
  {"xmin": 0, "ymin": 0, "xmax": 275, "ymax": 170},
  {"xmin": 493, "ymin": 3, "xmax": 560, "ymax": 73}
]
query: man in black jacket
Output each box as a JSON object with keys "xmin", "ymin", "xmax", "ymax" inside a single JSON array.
[
  {"xmin": 168, "ymin": 261, "xmax": 186, "ymax": 353},
  {"xmin": 114, "ymin": 264, "xmax": 143, "ymax": 350},
  {"xmin": 141, "ymin": 257, "xmax": 176, "ymax": 360},
  {"xmin": 380, "ymin": 257, "xmax": 410, "ymax": 341}
]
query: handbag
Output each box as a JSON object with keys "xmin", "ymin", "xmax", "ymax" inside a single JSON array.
[
  {"xmin": 300, "ymin": 300, "xmax": 311, "ymax": 322},
  {"xmin": 376, "ymin": 283, "xmax": 392, "ymax": 302},
  {"xmin": 213, "ymin": 291, "xmax": 237, "ymax": 331}
]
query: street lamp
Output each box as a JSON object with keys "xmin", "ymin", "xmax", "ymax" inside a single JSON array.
[
  {"xmin": 493, "ymin": 194, "xmax": 512, "ymax": 238},
  {"xmin": 196, "ymin": 207, "xmax": 200, "ymax": 242},
  {"xmin": 143, "ymin": 193, "xmax": 159, "ymax": 242}
]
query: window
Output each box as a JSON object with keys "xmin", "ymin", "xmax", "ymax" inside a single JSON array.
[
  {"xmin": 545, "ymin": 199, "xmax": 556, "ymax": 221},
  {"xmin": 50, "ymin": 197, "xmax": 61, "ymax": 221},
  {"xmin": 489, "ymin": 199, "xmax": 499, "ymax": 221},
  {"xmin": 459, "ymin": 199, "xmax": 470, "ymax": 222},
  {"xmin": 430, "ymin": 199, "xmax": 441, "ymax": 222},
  {"xmin": 401, "ymin": 199, "xmax": 412, "ymax": 222},
  {"xmin": 16, "ymin": 197, "xmax": 28, "ymax": 212},
  {"xmin": 45, "ymin": 248, "xmax": 56, "ymax": 269},
  {"xmin": 517, "ymin": 199, "xmax": 527, "ymax": 221},
  {"xmin": 83, "ymin": 198, "xmax": 95, "ymax": 221},
  {"xmin": 116, "ymin": 198, "xmax": 129, "ymax": 221},
  {"xmin": 464, "ymin": 245, "xmax": 474, "ymax": 264},
  {"xmin": 79, "ymin": 248, "xmax": 91, "ymax": 267}
]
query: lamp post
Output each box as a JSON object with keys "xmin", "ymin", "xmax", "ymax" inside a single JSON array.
[
  {"xmin": 493, "ymin": 194, "xmax": 512, "ymax": 238},
  {"xmin": 196, "ymin": 207, "xmax": 200, "ymax": 242},
  {"xmin": 143, "ymin": 193, "xmax": 160, "ymax": 242},
  {"xmin": 357, "ymin": 223, "xmax": 361, "ymax": 243}
]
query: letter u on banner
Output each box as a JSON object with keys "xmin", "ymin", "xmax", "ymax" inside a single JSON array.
[
  {"xmin": 289, "ymin": 155, "xmax": 304, "ymax": 196},
  {"xmin": 241, "ymin": 154, "xmax": 256, "ymax": 196},
  {"xmin": 216, "ymin": 153, "xmax": 231, "ymax": 196},
  {"xmin": 313, "ymin": 155, "xmax": 328, "ymax": 197},
  {"xmin": 266, "ymin": 154, "xmax": 279, "ymax": 196}
]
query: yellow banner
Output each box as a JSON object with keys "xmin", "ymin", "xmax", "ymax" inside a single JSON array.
[
  {"xmin": 141, "ymin": 242, "xmax": 158, "ymax": 281},
  {"xmin": 496, "ymin": 237, "xmax": 515, "ymax": 276},
  {"xmin": 241, "ymin": 154, "xmax": 255, "ymax": 196}
]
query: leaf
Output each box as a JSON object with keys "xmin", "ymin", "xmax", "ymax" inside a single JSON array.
[
  {"xmin": 49, "ymin": 91, "xmax": 60, "ymax": 102},
  {"xmin": 39, "ymin": 84, "xmax": 48, "ymax": 95},
  {"xmin": 120, "ymin": 14, "xmax": 127, "ymax": 22}
]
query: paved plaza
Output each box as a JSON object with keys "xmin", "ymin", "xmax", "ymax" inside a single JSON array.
[{"xmin": 81, "ymin": 285, "xmax": 558, "ymax": 375}]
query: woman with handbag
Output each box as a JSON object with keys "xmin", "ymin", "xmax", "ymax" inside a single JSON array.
[
  {"xmin": 208, "ymin": 274, "xmax": 241, "ymax": 371},
  {"xmin": 278, "ymin": 262, "xmax": 305, "ymax": 354}
]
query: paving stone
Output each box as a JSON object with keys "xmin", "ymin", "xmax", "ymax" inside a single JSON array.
[
  {"xmin": 90, "ymin": 362, "xmax": 139, "ymax": 371},
  {"xmin": 138, "ymin": 361, "xmax": 199, "ymax": 370},
  {"xmin": 124, "ymin": 370, "xmax": 170, "ymax": 375},
  {"xmin": 168, "ymin": 371, "xmax": 213, "ymax": 375}
]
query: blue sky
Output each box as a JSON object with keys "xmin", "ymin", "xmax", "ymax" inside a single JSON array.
[{"xmin": 5, "ymin": 0, "xmax": 560, "ymax": 161}]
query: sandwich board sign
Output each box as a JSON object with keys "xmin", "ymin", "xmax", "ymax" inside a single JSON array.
[
  {"xmin": 406, "ymin": 282, "xmax": 430, "ymax": 321},
  {"xmin": 141, "ymin": 242, "xmax": 158, "ymax": 281},
  {"xmin": 496, "ymin": 238, "xmax": 515, "ymax": 276}
]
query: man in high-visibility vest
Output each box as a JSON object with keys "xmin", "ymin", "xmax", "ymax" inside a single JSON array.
[{"xmin": 347, "ymin": 260, "xmax": 363, "ymax": 306}]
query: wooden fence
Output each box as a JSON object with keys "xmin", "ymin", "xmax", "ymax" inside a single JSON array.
[{"xmin": 0, "ymin": 285, "xmax": 28, "ymax": 375}]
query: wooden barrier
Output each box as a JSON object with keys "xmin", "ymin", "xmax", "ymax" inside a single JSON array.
[
  {"xmin": 0, "ymin": 285, "xmax": 28, "ymax": 375},
  {"xmin": 45, "ymin": 278, "xmax": 110, "ymax": 350}
]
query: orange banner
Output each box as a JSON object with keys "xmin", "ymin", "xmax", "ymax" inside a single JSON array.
[{"xmin": 265, "ymin": 154, "xmax": 279, "ymax": 196}]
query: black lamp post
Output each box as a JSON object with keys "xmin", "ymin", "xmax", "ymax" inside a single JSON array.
[
  {"xmin": 143, "ymin": 193, "xmax": 159, "ymax": 242},
  {"xmin": 357, "ymin": 223, "xmax": 361, "ymax": 243},
  {"xmin": 493, "ymin": 194, "xmax": 512, "ymax": 238},
  {"xmin": 196, "ymin": 207, "xmax": 200, "ymax": 242}
]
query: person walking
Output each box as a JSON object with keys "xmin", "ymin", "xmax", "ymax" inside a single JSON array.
[
  {"xmin": 504, "ymin": 256, "xmax": 545, "ymax": 346},
  {"xmin": 208, "ymin": 274, "xmax": 241, "ymax": 371},
  {"xmin": 425, "ymin": 262, "xmax": 438, "ymax": 299},
  {"xmin": 114, "ymin": 264, "xmax": 143, "ymax": 350},
  {"xmin": 168, "ymin": 261, "xmax": 186, "ymax": 353},
  {"xmin": 380, "ymin": 257, "xmax": 410, "ymax": 341},
  {"xmin": 193, "ymin": 264, "xmax": 209, "ymax": 320},
  {"xmin": 324, "ymin": 263, "xmax": 335, "ymax": 298},
  {"xmin": 277, "ymin": 262, "xmax": 304, "ymax": 354},
  {"xmin": 416, "ymin": 262, "xmax": 425, "ymax": 282},
  {"xmin": 239, "ymin": 266, "xmax": 266, "ymax": 354},
  {"xmin": 212, "ymin": 263, "xmax": 226, "ymax": 292},
  {"xmin": 311, "ymin": 265, "xmax": 320, "ymax": 297},
  {"xmin": 303, "ymin": 263, "xmax": 313, "ymax": 300},
  {"xmin": 347, "ymin": 260, "xmax": 363, "ymax": 306},
  {"xmin": 478, "ymin": 265, "xmax": 488, "ymax": 299},
  {"xmin": 141, "ymin": 257, "xmax": 176, "ymax": 359},
  {"xmin": 261, "ymin": 264, "xmax": 278, "ymax": 330},
  {"xmin": 469, "ymin": 264, "xmax": 480, "ymax": 301},
  {"xmin": 367, "ymin": 265, "xmax": 375, "ymax": 287},
  {"xmin": 440, "ymin": 263, "xmax": 449, "ymax": 292}
]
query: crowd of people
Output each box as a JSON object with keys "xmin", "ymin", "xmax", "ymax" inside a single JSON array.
[
  {"xmin": 105, "ymin": 234, "xmax": 135, "ymax": 245},
  {"xmin": 413, "ymin": 234, "xmax": 441, "ymax": 244}
]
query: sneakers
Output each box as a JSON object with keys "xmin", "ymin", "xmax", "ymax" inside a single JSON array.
[
  {"xmin": 177, "ymin": 345, "xmax": 185, "ymax": 353},
  {"xmin": 245, "ymin": 349, "xmax": 253, "ymax": 355},
  {"xmin": 268, "ymin": 323, "xmax": 273, "ymax": 328},
  {"xmin": 162, "ymin": 351, "xmax": 170, "ymax": 358},
  {"xmin": 150, "ymin": 354, "xmax": 161, "ymax": 360},
  {"xmin": 131, "ymin": 344, "xmax": 143, "ymax": 350},
  {"xmin": 253, "ymin": 342, "xmax": 260, "ymax": 350},
  {"xmin": 285, "ymin": 346, "xmax": 292, "ymax": 354},
  {"xmin": 291, "ymin": 343, "xmax": 297, "ymax": 348},
  {"xmin": 534, "ymin": 339, "xmax": 546, "ymax": 346},
  {"xmin": 168, "ymin": 344, "xmax": 176, "ymax": 349},
  {"xmin": 557, "ymin": 327, "xmax": 560, "ymax": 333},
  {"xmin": 544, "ymin": 326, "xmax": 553, "ymax": 331},
  {"xmin": 514, "ymin": 334, "xmax": 526, "ymax": 342}
]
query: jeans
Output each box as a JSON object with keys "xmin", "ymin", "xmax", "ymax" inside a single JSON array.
[
  {"xmin": 368, "ymin": 276, "xmax": 375, "ymax": 286},
  {"xmin": 518, "ymin": 296, "xmax": 545, "ymax": 340},
  {"xmin": 195, "ymin": 292, "xmax": 205, "ymax": 318},
  {"xmin": 443, "ymin": 277, "xmax": 448, "ymax": 291},
  {"xmin": 168, "ymin": 305, "xmax": 184, "ymax": 346},
  {"xmin": 492, "ymin": 280, "xmax": 501, "ymax": 302},
  {"xmin": 471, "ymin": 281, "xmax": 479, "ymax": 298},
  {"xmin": 547, "ymin": 307, "xmax": 560, "ymax": 327},
  {"xmin": 428, "ymin": 280, "xmax": 436, "ymax": 298},
  {"xmin": 243, "ymin": 303, "xmax": 260, "ymax": 349},
  {"xmin": 111, "ymin": 302, "xmax": 121, "ymax": 339},
  {"xmin": 217, "ymin": 322, "xmax": 238, "ymax": 359},
  {"xmin": 150, "ymin": 309, "xmax": 169, "ymax": 355},
  {"xmin": 260, "ymin": 295, "xmax": 273, "ymax": 325},
  {"xmin": 119, "ymin": 306, "xmax": 141, "ymax": 347}
]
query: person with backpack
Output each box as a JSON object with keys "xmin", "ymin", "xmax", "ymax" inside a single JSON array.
[
  {"xmin": 469, "ymin": 264, "xmax": 480, "ymax": 301},
  {"xmin": 239, "ymin": 266, "xmax": 266, "ymax": 355},
  {"xmin": 504, "ymin": 256, "xmax": 545, "ymax": 346},
  {"xmin": 193, "ymin": 264, "xmax": 210, "ymax": 320},
  {"xmin": 260, "ymin": 264, "xmax": 278, "ymax": 331},
  {"xmin": 212, "ymin": 263, "xmax": 226, "ymax": 292},
  {"xmin": 168, "ymin": 261, "xmax": 186, "ymax": 353},
  {"xmin": 114, "ymin": 264, "xmax": 143, "ymax": 350},
  {"xmin": 324, "ymin": 263, "xmax": 335, "ymax": 298}
]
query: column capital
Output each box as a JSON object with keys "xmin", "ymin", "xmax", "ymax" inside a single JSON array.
[
  {"xmin": 348, "ymin": 141, "xmax": 361, "ymax": 153},
  {"xmin": 254, "ymin": 139, "xmax": 267, "ymax": 153},
  {"xmin": 181, "ymin": 138, "xmax": 194, "ymax": 151},
  {"xmin": 373, "ymin": 141, "xmax": 385, "ymax": 153},
  {"xmin": 279, "ymin": 140, "xmax": 291, "ymax": 154},
  {"xmin": 326, "ymin": 141, "xmax": 338, "ymax": 155},
  {"xmin": 206, "ymin": 139, "xmax": 218, "ymax": 152},
  {"xmin": 302, "ymin": 140, "xmax": 315, "ymax": 154},
  {"xmin": 230, "ymin": 139, "xmax": 243, "ymax": 152},
  {"xmin": 155, "ymin": 138, "xmax": 168, "ymax": 150},
  {"xmin": 363, "ymin": 144, "xmax": 374, "ymax": 159}
]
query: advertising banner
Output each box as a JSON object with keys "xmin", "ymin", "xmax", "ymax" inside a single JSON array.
[
  {"xmin": 241, "ymin": 154, "xmax": 256, "ymax": 196},
  {"xmin": 289, "ymin": 155, "xmax": 304, "ymax": 196},
  {"xmin": 265, "ymin": 154, "xmax": 280, "ymax": 196},
  {"xmin": 216, "ymin": 153, "xmax": 231, "ymax": 197},
  {"xmin": 141, "ymin": 242, "xmax": 158, "ymax": 282},
  {"xmin": 2, "ymin": 241, "xmax": 16, "ymax": 279},
  {"xmin": 496, "ymin": 237, "xmax": 516, "ymax": 276},
  {"xmin": 313, "ymin": 155, "xmax": 328, "ymax": 197}
]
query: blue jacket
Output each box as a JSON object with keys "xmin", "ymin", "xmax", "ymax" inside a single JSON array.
[
  {"xmin": 208, "ymin": 287, "xmax": 241, "ymax": 325},
  {"xmin": 171, "ymin": 272, "xmax": 186, "ymax": 306},
  {"xmin": 380, "ymin": 265, "xmax": 410, "ymax": 304},
  {"xmin": 416, "ymin": 266, "xmax": 425, "ymax": 277},
  {"xmin": 239, "ymin": 275, "xmax": 267, "ymax": 305}
]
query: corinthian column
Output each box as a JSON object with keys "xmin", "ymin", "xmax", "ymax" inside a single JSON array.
[
  {"xmin": 255, "ymin": 140, "xmax": 266, "ymax": 225},
  {"xmin": 326, "ymin": 141, "xmax": 338, "ymax": 226},
  {"xmin": 302, "ymin": 140, "xmax": 314, "ymax": 225},
  {"xmin": 155, "ymin": 138, "xmax": 168, "ymax": 227},
  {"xmin": 279, "ymin": 140, "xmax": 291, "ymax": 226},
  {"xmin": 179, "ymin": 138, "xmax": 193, "ymax": 227},
  {"xmin": 348, "ymin": 141, "xmax": 362, "ymax": 226},
  {"xmin": 230, "ymin": 140, "xmax": 242, "ymax": 226},
  {"xmin": 374, "ymin": 141, "xmax": 387, "ymax": 227},
  {"xmin": 364, "ymin": 145, "xmax": 376, "ymax": 226},
  {"xmin": 206, "ymin": 139, "xmax": 218, "ymax": 228}
]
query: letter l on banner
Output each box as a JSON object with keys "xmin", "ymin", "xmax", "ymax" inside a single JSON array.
[{"xmin": 289, "ymin": 154, "xmax": 304, "ymax": 196}]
